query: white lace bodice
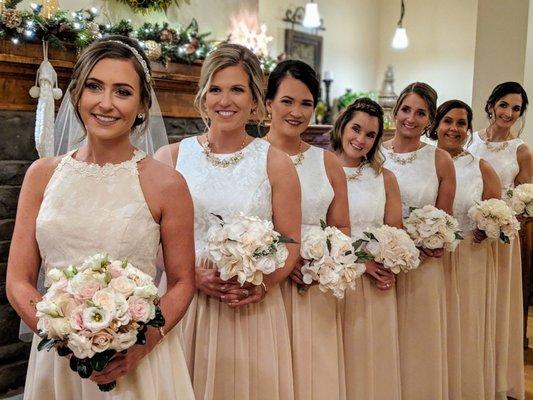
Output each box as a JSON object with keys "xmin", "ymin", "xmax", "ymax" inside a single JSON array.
[
  {"xmin": 176, "ymin": 137, "xmax": 272, "ymax": 258},
  {"xmin": 453, "ymin": 154, "xmax": 483, "ymax": 232},
  {"xmin": 291, "ymin": 146, "xmax": 334, "ymax": 228},
  {"xmin": 469, "ymin": 132, "xmax": 524, "ymax": 191},
  {"xmin": 383, "ymin": 144, "xmax": 439, "ymax": 216},
  {"xmin": 36, "ymin": 150, "xmax": 160, "ymax": 286},
  {"xmin": 345, "ymin": 165, "xmax": 385, "ymax": 238}
]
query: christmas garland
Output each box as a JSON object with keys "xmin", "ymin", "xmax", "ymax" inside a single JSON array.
[{"xmin": 116, "ymin": 0, "xmax": 189, "ymax": 15}]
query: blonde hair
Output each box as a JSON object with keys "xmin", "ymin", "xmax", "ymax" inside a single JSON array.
[
  {"xmin": 69, "ymin": 36, "xmax": 153, "ymax": 132},
  {"xmin": 330, "ymin": 98, "xmax": 385, "ymax": 174},
  {"xmin": 194, "ymin": 43, "xmax": 266, "ymax": 128}
]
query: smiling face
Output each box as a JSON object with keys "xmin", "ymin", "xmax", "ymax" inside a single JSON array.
[
  {"xmin": 394, "ymin": 93, "xmax": 431, "ymax": 139},
  {"xmin": 203, "ymin": 63, "xmax": 256, "ymax": 132},
  {"xmin": 341, "ymin": 111, "xmax": 380, "ymax": 161},
  {"xmin": 489, "ymin": 93, "xmax": 524, "ymax": 130},
  {"xmin": 78, "ymin": 58, "xmax": 144, "ymax": 142},
  {"xmin": 436, "ymin": 107, "xmax": 470, "ymax": 153},
  {"xmin": 266, "ymin": 75, "xmax": 315, "ymax": 137}
]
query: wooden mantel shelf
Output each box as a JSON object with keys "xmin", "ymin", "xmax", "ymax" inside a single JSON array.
[{"xmin": 0, "ymin": 40, "xmax": 202, "ymax": 118}]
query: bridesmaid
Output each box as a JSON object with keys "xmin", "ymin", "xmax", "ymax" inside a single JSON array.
[
  {"xmin": 382, "ymin": 82, "xmax": 456, "ymax": 400},
  {"xmin": 469, "ymin": 82, "xmax": 531, "ymax": 400},
  {"xmin": 332, "ymin": 98, "xmax": 402, "ymax": 400},
  {"xmin": 163, "ymin": 44, "xmax": 301, "ymax": 400},
  {"xmin": 263, "ymin": 60, "xmax": 350, "ymax": 400},
  {"xmin": 429, "ymin": 100, "xmax": 501, "ymax": 399}
]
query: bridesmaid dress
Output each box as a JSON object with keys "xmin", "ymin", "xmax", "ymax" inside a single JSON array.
[
  {"xmin": 281, "ymin": 145, "xmax": 346, "ymax": 400},
  {"xmin": 176, "ymin": 137, "xmax": 294, "ymax": 400},
  {"xmin": 24, "ymin": 150, "xmax": 195, "ymax": 400},
  {"xmin": 342, "ymin": 164, "xmax": 401, "ymax": 400},
  {"xmin": 383, "ymin": 144, "xmax": 448, "ymax": 400},
  {"xmin": 469, "ymin": 132, "xmax": 525, "ymax": 400}
]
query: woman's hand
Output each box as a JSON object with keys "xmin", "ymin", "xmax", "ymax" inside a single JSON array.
[
  {"xmin": 419, "ymin": 247, "xmax": 444, "ymax": 259},
  {"xmin": 195, "ymin": 267, "xmax": 246, "ymax": 302},
  {"xmin": 472, "ymin": 228, "xmax": 487, "ymax": 243},
  {"xmin": 226, "ymin": 282, "xmax": 267, "ymax": 308},
  {"xmin": 365, "ymin": 260, "xmax": 395, "ymax": 290}
]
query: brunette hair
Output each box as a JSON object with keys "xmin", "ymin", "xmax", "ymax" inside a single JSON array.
[
  {"xmin": 266, "ymin": 60, "xmax": 320, "ymax": 105},
  {"xmin": 393, "ymin": 82, "xmax": 438, "ymax": 136},
  {"xmin": 427, "ymin": 100, "xmax": 473, "ymax": 141}
]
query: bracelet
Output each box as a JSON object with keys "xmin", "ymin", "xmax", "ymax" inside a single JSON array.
[
  {"xmin": 157, "ymin": 326, "xmax": 165, "ymax": 344},
  {"xmin": 260, "ymin": 281, "xmax": 268, "ymax": 294}
]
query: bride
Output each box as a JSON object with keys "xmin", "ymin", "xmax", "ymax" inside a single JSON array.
[{"xmin": 6, "ymin": 36, "xmax": 196, "ymax": 399}]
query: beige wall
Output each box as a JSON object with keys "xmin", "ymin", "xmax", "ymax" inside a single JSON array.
[{"xmin": 522, "ymin": 0, "xmax": 533, "ymax": 145}]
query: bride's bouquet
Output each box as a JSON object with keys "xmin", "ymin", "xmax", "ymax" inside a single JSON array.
[
  {"xmin": 468, "ymin": 198, "xmax": 520, "ymax": 243},
  {"xmin": 352, "ymin": 225, "xmax": 420, "ymax": 273},
  {"xmin": 403, "ymin": 205, "xmax": 463, "ymax": 252},
  {"xmin": 505, "ymin": 183, "xmax": 533, "ymax": 218},
  {"xmin": 206, "ymin": 213, "xmax": 294, "ymax": 285},
  {"xmin": 35, "ymin": 254, "xmax": 164, "ymax": 392},
  {"xmin": 300, "ymin": 221, "xmax": 366, "ymax": 299}
]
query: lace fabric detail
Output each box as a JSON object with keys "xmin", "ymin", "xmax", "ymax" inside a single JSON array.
[
  {"xmin": 176, "ymin": 137, "xmax": 272, "ymax": 259},
  {"xmin": 383, "ymin": 144, "xmax": 439, "ymax": 217},
  {"xmin": 468, "ymin": 132, "xmax": 524, "ymax": 191},
  {"xmin": 292, "ymin": 146, "xmax": 334, "ymax": 226},
  {"xmin": 57, "ymin": 149, "xmax": 146, "ymax": 179},
  {"xmin": 453, "ymin": 154, "xmax": 483, "ymax": 232},
  {"xmin": 346, "ymin": 166, "xmax": 385, "ymax": 238}
]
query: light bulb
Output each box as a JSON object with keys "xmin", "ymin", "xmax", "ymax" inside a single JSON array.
[
  {"xmin": 302, "ymin": 2, "xmax": 321, "ymax": 29},
  {"xmin": 391, "ymin": 27, "xmax": 408, "ymax": 49}
]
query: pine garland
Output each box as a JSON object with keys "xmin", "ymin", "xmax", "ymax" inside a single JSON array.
[{"xmin": 115, "ymin": 0, "xmax": 189, "ymax": 14}]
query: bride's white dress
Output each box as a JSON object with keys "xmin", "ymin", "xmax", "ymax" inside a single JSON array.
[{"xmin": 23, "ymin": 150, "xmax": 195, "ymax": 400}]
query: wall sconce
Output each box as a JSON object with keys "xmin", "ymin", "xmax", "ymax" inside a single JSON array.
[
  {"xmin": 391, "ymin": 0, "xmax": 408, "ymax": 49},
  {"xmin": 283, "ymin": 1, "xmax": 325, "ymax": 31}
]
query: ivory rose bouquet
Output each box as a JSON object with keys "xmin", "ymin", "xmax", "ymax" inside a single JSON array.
[
  {"xmin": 505, "ymin": 183, "xmax": 533, "ymax": 218},
  {"xmin": 300, "ymin": 221, "xmax": 366, "ymax": 299},
  {"xmin": 403, "ymin": 205, "xmax": 463, "ymax": 252},
  {"xmin": 206, "ymin": 213, "xmax": 294, "ymax": 285},
  {"xmin": 35, "ymin": 254, "xmax": 164, "ymax": 392},
  {"xmin": 468, "ymin": 199, "xmax": 520, "ymax": 243},
  {"xmin": 352, "ymin": 225, "xmax": 420, "ymax": 273}
]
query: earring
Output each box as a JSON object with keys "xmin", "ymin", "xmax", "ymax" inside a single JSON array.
[
  {"xmin": 267, "ymin": 113, "xmax": 272, "ymax": 119},
  {"xmin": 137, "ymin": 113, "xmax": 145, "ymax": 120},
  {"xmin": 251, "ymin": 109, "xmax": 257, "ymax": 115}
]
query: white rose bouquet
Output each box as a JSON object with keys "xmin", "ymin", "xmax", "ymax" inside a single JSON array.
[
  {"xmin": 505, "ymin": 183, "xmax": 533, "ymax": 218},
  {"xmin": 352, "ymin": 225, "xmax": 420, "ymax": 273},
  {"xmin": 35, "ymin": 254, "xmax": 164, "ymax": 392},
  {"xmin": 403, "ymin": 205, "xmax": 463, "ymax": 252},
  {"xmin": 468, "ymin": 198, "xmax": 520, "ymax": 243},
  {"xmin": 206, "ymin": 213, "xmax": 294, "ymax": 286},
  {"xmin": 300, "ymin": 221, "xmax": 366, "ymax": 299}
]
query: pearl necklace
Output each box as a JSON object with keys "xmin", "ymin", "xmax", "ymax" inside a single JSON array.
[
  {"xmin": 346, "ymin": 160, "xmax": 367, "ymax": 181},
  {"xmin": 292, "ymin": 140, "xmax": 305, "ymax": 166},
  {"xmin": 483, "ymin": 128, "xmax": 510, "ymax": 152},
  {"xmin": 387, "ymin": 143, "xmax": 420, "ymax": 165},
  {"xmin": 202, "ymin": 133, "xmax": 248, "ymax": 168}
]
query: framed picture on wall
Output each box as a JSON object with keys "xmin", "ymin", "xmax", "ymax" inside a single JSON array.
[{"xmin": 284, "ymin": 29, "xmax": 323, "ymax": 76}]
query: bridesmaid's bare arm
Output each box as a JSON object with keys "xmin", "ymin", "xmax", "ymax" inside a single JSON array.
[
  {"xmin": 515, "ymin": 144, "xmax": 532, "ymax": 186},
  {"xmin": 434, "ymin": 147, "xmax": 456, "ymax": 215},
  {"xmin": 324, "ymin": 150, "xmax": 350, "ymax": 236},
  {"xmin": 480, "ymin": 159, "xmax": 502, "ymax": 200},
  {"xmin": 6, "ymin": 157, "xmax": 59, "ymax": 332},
  {"xmin": 382, "ymin": 168, "xmax": 403, "ymax": 229}
]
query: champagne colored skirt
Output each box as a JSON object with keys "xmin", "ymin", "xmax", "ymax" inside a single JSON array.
[
  {"xmin": 23, "ymin": 326, "xmax": 195, "ymax": 400},
  {"xmin": 342, "ymin": 274, "xmax": 401, "ymax": 400},
  {"xmin": 180, "ymin": 284, "xmax": 294, "ymax": 400},
  {"xmin": 494, "ymin": 236, "xmax": 524, "ymax": 400},
  {"xmin": 397, "ymin": 256, "xmax": 448, "ymax": 400},
  {"xmin": 281, "ymin": 281, "xmax": 345, "ymax": 400}
]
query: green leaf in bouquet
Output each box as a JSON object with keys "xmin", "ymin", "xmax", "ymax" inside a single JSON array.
[
  {"xmin": 69, "ymin": 355, "xmax": 79, "ymax": 373},
  {"xmin": 326, "ymin": 238, "xmax": 332, "ymax": 253},
  {"xmin": 320, "ymin": 219, "xmax": 327, "ymax": 230},
  {"xmin": 57, "ymin": 345, "xmax": 72, "ymax": 357},
  {"xmin": 506, "ymin": 189, "xmax": 513, "ymax": 198},
  {"xmin": 98, "ymin": 381, "xmax": 117, "ymax": 392},
  {"xmin": 278, "ymin": 235, "xmax": 298, "ymax": 244},
  {"xmin": 37, "ymin": 337, "xmax": 57, "ymax": 352},
  {"xmin": 77, "ymin": 358, "xmax": 93, "ymax": 379},
  {"xmin": 149, "ymin": 306, "xmax": 166, "ymax": 328},
  {"xmin": 136, "ymin": 330, "xmax": 147, "ymax": 345},
  {"xmin": 455, "ymin": 231, "xmax": 464, "ymax": 240},
  {"xmin": 408, "ymin": 206, "xmax": 417, "ymax": 214},
  {"xmin": 354, "ymin": 251, "xmax": 374, "ymax": 263},
  {"xmin": 352, "ymin": 238, "xmax": 367, "ymax": 251},
  {"xmin": 500, "ymin": 231, "xmax": 510, "ymax": 244},
  {"xmin": 90, "ymin": 349, "xmax": 116, "ymax": 372}
]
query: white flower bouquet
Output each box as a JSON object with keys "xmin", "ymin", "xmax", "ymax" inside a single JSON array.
[
  {"xmin": 206, "ymin": 213, "xmax": 294, "ymax": 285},
  {"xmin": 505, "ymin": 183, "xmax": 533, "ymax": 218},
  {"xmin": 35, "ymin": 254, "xmax": 164, "ymax": 392},
  {"xmin": 352, "ymin": 225, "xmax": 420, "ymax": 273},
  {"xmin": 403, "ymin": 205, "xmax": 463, "ymax": 252},
  {"xmin": 300, "ymin": 221, "xmax": 366, "ymax": 299},
  {"xmin": 468, "ymin": 198, "xmax": 520, "ymax": 243}
]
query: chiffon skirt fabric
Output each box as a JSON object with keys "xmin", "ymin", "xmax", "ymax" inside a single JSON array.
[
  {"xmin": 281, "ymin": 281, "xmax": 345, "ymax": 400},
  {"xmin": 494, "ymin": 236, "xmax": 525, "ymax": 400},
  {"xmin": 180, "ymin": 283, "xmax": 294, "ymax": 400},
  {"xmin": 342, "ymin": 274, "xmax": 401, "ymax": 400},
  {"xmin": 23, "ymin": 327, "xmax": 195, "ymax": 400},
  {"xmin": 396, "ymin": 256, "xmax": 448, "ymax": 400}
]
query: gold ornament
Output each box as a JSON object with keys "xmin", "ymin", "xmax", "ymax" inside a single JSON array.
[
  {"xmin": 41, "ymin": 0, "xmax": 59, "ymax": 19},
  {"xmin": 2, "ymin": 9, "xmax": 23, "ymax": 29},
  {"xmin": 0, "ymin": 0, "xmax": 5, "ymax": 14},
  {"xmin": 144, "ymin": 40, "xmax": 162, "ymax": 61}
]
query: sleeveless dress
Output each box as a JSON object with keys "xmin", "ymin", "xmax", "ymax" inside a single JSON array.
[
  {"xmin": 469, "ymin": 132, "xmax": 525, "ymax": 400},
  {"xmin": 451, "ymin": 154, "xmax": 497, "ymax": 399},
  {"xmin": 176, "ymin": 137, "xmax": 294, "ymax": 400},
  {"xmin": 342, "ymin": 165, "xmax": 401, "ymax": 400},
  {"xmin": 280, "ymin": 145, "xmax": 345, "ymax": 400},
  {"xmin": 23, "ymin": 150, "xmax": 195, "ymax": 400},
  {"xmin": 383, "ymin": 144, "xmax": 448, "ymax": 400}
]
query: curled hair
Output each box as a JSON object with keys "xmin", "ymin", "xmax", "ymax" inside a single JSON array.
[
  {"xmin": 194, "ymin": 43, "xmax": 266, "ymax": 128},
  {"xmin": 427, "ymin": 100, "xmax": 473, "ymax": 141},
  {"xmin": 266, "ymin": 59, "xmax": 320, "ymax": 105},
  {"xmin": 485, "ymin": 81, "xmax": 529, "ymax": 136},
  {"xmin": 393, "ymin": 82, "xmax": 438, "ymax": 136},
  {"xmin": 330, "ymin": 97, "xmax": 384, "ymax": 173},
  {"xmin": 69, "ymin": 35, "xmax": 153, "ymax": 132}
]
